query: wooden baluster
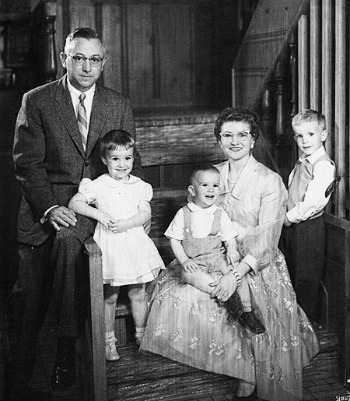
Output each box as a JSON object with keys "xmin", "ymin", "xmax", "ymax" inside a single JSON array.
[
  {"xmin": 42, "ymin": 14, "xmax": 57, "ymax": 83},
  {"xmin": 261, "ymin": 88, "xmax": 272, "ymax": 153},
  {"xmin": 34, "ymin": 1, "xmax": 57, "ymax": 84},
  {"xmin": 274, "ymin": 58, "xmax": 292, "ymax": 182},
  {"xmin": 310, "ymin": 0, "xmax": 321, "ymax": 111},
  {"xmin": 335, "ymin": 0, "xmax": 346, "ymax": 217},
  {"xmin": 298, "ymin": 14, "xmax": 309, "ymax": 111},
  {"xmin": 289, "ymin": 33, "xmax": 297, "ymax": 119},
  {"xmin": 322, "ymin": 0, "xmax": 333, "ymax": 154}
]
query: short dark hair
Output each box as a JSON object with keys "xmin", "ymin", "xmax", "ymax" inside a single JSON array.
[
  {"xmin": 214, "ymin": 107, "xmax": 260, "ymax": 142},
  {"xmin": 189, "ymin": 163, "xmax": 220, "ymax": 185},
  {"xmin": 99, "ymin": 129, "xmax": 135, "ymax": 159},
  {"xmin": 64, "ymin": 27, "xmax": 105, "ymax": 53}
]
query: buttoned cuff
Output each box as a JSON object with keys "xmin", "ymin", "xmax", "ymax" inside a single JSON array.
[
  {"xmin": 242, "ymin": 254, "xmax": 259, "ymax": 274},
  {"xmin": 40, "ymin": 205, "xmax": 59, "ymax": 224}
]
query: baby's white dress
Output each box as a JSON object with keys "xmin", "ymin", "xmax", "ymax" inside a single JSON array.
[{"xmin": 78, "ymin": 174, "xmax": 165, "ymax": 286}]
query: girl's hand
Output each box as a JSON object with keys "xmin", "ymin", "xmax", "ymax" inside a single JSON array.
[
  {"xmin": 209, "ymin": 273, "xmax": 237, "ymax": 302},
  {"xmin": 108, "ymin": 219, "xmax": 128, "ymax": 233},
  {"xmin": 182, "ymin": 259, "xmax": 199, "ymax": 273},
  {"xmin": 97, "ymin": 211, "xmax": 114, "ymax": 230}
]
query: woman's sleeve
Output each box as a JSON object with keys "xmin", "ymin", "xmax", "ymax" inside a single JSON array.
[
  {"xmin": 78, "ymin": 178, "xmax": 97, "ymax": 205},
  {"xmin": 241, "ymin": 172, "xmax": 287, "ymax": 273}
]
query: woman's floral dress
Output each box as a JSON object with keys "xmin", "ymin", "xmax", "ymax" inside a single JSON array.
[{"xmin": 140, "ymin": 156, "xmax": 320, "ymax": 401}]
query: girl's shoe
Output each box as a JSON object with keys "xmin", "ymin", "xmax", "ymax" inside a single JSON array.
[{"xmin": 105, "ymin": 341, "xmax": 120, "ymax": 361}]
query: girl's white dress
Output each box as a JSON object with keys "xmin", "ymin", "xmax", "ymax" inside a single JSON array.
[{"xmin": 78, "ymin": 174, "xmax": 165, "ymax": 286}]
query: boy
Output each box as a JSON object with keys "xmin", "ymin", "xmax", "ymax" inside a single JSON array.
[
  {"xmin": 281, "ymin": 109, "xmax": 336, "ymax": 322},
  {"xmin": 165, "ymin": 164, "xmax": 265, "ymax": 334}
]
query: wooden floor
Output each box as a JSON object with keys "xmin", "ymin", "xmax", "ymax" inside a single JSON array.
[{"xmin": 17, "ymin": 321, "xmax": 348, "ymax": 401}]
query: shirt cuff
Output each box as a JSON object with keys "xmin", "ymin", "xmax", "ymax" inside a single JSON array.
[
  {"xmin": 40, "ymin": 205, "xmax": 59, "ymax": 224},
  {"xmin": 242, "ymin": 254, "xmax": 259, "ymax": 274}
]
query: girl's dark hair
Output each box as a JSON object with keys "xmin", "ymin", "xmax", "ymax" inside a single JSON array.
[
  {"xmin": 99, "ymin": 129, "xmax": 135, "ymax": 158},
  {"xmin": 214, "ymin": 107, "xmax": 260, "ymax": 142}
]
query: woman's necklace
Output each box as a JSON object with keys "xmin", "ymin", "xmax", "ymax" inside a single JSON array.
[{"xmin": 227, "ymin": 157, "xmax": 249, "ymax": 192}]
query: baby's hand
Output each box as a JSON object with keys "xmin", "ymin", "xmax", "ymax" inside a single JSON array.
[
  {"xmin": 182, "ymin": 259, "xmax": 199, "ymax": 273},
  {"xmin": 108, "ymin": 219, "xmax": 128, "ymax": 233},
  {"xmin": 227, "ymin": 251, "xmax": 240, "ymax": 267},
  {"xmin": 97, "ymin": 211, "xmax": 114, "ymax": 230}
]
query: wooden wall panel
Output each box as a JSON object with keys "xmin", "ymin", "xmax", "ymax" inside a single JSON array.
[
  {"xmin": 101, "ymin": 3, "xmax": 123, "ymax": 92},
  {"xmin": 158, "ymin": 3, "xmax": 193, "ymax": 106},
  {"xmin": 69, "ymin": 0, "xmax": 96, "ymax": 33},
  {"xmin": 126, "ymin": 3, "xmax": 153, "ymax": 106}
]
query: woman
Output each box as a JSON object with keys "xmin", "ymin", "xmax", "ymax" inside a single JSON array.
[{"xmin": 140, "ymin": 107, "xmax": 319, "ymax": 401}]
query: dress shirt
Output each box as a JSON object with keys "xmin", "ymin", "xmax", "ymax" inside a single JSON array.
[
  {"xmin": 67, "ymin": 79, "xmax": 95, "ymax": 133},
  {"xmin": 286, "ymin": 146, "xmax": 335, "ymax": 224}
]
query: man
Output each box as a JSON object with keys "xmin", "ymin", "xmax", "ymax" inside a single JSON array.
[{"xmin": 7, "ymin": 27, "xmax": 142, "ymax": 400}]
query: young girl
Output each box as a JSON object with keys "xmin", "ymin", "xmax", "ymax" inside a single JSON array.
[{"xmin": 69, "ymin": 129, "xmax": 165, "ymax": 361}]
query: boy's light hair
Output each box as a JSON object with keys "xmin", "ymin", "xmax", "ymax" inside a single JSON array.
[{"xmin": 292, "ymin": 109, "xmax": 326, "ymax": 131}]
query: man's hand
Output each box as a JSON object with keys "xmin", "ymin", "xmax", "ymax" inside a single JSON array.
[{"xmin": 47, "ymin": 206, "xmax": 77, "ymax": 231}]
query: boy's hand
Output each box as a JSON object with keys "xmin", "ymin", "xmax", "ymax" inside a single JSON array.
[
  {"xmin": 284, "ymin": 216, "xmax": 292, "ymax": 227},
  {"xmin": 182, "ymin": 259, "xmax": 199, "ymax": 273},
  {"xmin": 227, "ymin": 251, "xmax": 240, "ymax": 267},
  {"xmin": 108, "ymin": 219, "xmax": 128, "ymax": 233}
]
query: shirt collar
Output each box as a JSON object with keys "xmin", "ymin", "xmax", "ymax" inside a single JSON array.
[
  {"xmin": 67, "ymin": 79, "xmax": 96, "ymax": 100},
  {"xmin": 187, "ymin": 201, "xmax": 218, "ymax": 214},
  {"xmin": 299, "ymin": 146, "xmax": 327, "ymax": 164}
]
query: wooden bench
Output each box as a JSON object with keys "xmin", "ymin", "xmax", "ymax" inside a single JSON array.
[{"xmin": 81, "ymin": 110, "xmax": 223, "ymax": 401}]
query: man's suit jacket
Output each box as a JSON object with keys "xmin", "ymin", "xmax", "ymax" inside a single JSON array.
[{"xmin": 13, "ymin": 74, "xmax": 142, "ymax": 247}]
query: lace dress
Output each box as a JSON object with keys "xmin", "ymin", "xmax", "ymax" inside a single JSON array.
[{"xmin": 79, "ymin": 174, "xmax": 165, "ymax": 285}]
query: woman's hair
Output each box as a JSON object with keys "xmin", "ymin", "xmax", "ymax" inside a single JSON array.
[
  {"xmin": 99, "ymin": 129, "xmax": 135, "ymax": 158},
  {"xmin": 291, "ymin": 109, "xmax": 326, "ymax": 131},
  {"xmin": 214, "ymin": 107, "xmax": 260, "ymax": 142}
]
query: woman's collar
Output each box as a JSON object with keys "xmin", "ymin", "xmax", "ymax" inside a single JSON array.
[{"xmin": 219, "ymin": 155, "xmax": 257, "ymax": 199}]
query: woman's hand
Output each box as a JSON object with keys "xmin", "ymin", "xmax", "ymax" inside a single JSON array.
[{"xmin": 209, "ymin": 272, "xmax": 237, "ymax": 302}]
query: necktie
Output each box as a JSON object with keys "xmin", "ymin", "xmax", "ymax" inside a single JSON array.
[{"xmin": 78, "ymin": 93, "xmax": 88, "ymax": 151}]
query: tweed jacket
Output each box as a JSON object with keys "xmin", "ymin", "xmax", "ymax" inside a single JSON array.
[{"xmin": 13, "ymin": 75, "xmax": 141, "ymax": 246}]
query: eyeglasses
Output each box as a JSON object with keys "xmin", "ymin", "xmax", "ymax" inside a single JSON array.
[
  {"xmin": 67, "ymin": 54, "xmax": 104, "ymax": 66},
  {"xmin": 219, "ymin": 131, "xmax": 251, "ymax": 142}
]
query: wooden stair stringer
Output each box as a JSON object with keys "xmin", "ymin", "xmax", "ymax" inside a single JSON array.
[{"xmin": 232, "ymin": 0, "xmax": 309, "ymax": 111}]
